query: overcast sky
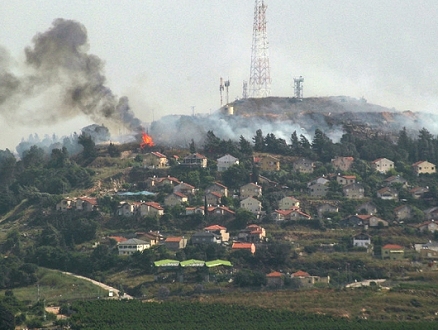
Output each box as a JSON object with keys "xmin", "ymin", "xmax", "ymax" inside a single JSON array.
[{"xmin": 1, "ymin": 0, "xmax": 438, "ymax": 150}]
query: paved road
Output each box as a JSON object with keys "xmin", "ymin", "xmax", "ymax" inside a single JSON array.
[{"xmin": 61, "ymin": 271, "xmax": 133, "ymax": 299}]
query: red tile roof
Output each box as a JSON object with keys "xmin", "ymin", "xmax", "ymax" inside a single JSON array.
[
  {"xmin": 232, "ymin": 242, "xmax": 254, "ymax": 249},
  {"xmin": 165, "ymin": 237, "xmax": 183, "ymax": 242},
  {"xmin": 151, "ymin": 151, "xmax": 167, "ymax": 158},
  {"xmin": 109, "ymin": 236, "xmax": 127, "ymax": 243},
  {"xmin": 267, "ymin": 271, "xmax": 282, "ymax": 278},
  {"xmin": 292, "ymin": 270, "xmax": 310, "ymax": 277},
  {"xmin": 382, "ymin": 244, "xmax": 404, "ymax": 250},
  {"xmin": 204, "ymin": 225, "xmax": 227, "ymax": 231}
]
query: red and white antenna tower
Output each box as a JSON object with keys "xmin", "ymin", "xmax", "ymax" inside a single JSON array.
[{"xmin": 249, "ymin": 0, "xmax": 271, "ymax": 98}]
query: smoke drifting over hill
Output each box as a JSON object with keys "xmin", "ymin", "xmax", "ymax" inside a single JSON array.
[{"xmin": 0, "ymin": 18, "xmax": 142, "ymax": 131}]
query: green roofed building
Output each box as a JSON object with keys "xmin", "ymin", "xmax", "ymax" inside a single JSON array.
[
  {"xmin": 154, "ymin": 259, "xmax": 180, "ymax": 267},
  {"xmin": 180, "ymin": 259, "xmax": 205, "ymax": 267},
  {"xmin": 205, "ymin": 260, "xmax": 232, "ymax": 268}
]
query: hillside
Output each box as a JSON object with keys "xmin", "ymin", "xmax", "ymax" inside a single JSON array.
[{"xmin": 150, "ymin": 96, "xmax": 435, "ymax": 147}]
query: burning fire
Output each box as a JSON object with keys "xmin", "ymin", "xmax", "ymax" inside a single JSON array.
[{"xmin": 140, "ymin": 132, "xmax": 154, "ymax": 148}]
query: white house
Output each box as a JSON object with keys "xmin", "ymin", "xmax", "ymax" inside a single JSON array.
[
  {"xmin": 217, "ymin": 154, "xmax": 239, "ymax": 172},
  {"xmin": 240, "ymin": 197, "xmax": 262, "ymax": 214},
  {"xmin": 118, "ymin": 238, "xmax": 151, "ymax": 255}
]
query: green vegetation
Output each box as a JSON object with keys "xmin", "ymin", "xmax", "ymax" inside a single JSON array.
[
  {"xmin": 63, "ymin": 300, "xmax": 438, "ymax": 330},
  {"xmin": 3, "ymin": 125, "xmax": 438, "ymax": 327}
]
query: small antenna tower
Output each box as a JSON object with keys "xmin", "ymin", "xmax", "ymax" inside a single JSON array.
[
  {"xmin": 242, "ymin": 80, "xmax": 248, "ymax": 99},
  {"xmin": 249, "ymin": 0, "xmax": 271, "ymax": 98},
  {"xmin": 219, "ymin": 77, "xmax": 224, "ymax": 106},
  {"xmin": 293, "ymin": 76, "xmax": 304, "ymax": 98},
  {"xmin": 224, "ymin": 79, "xmax": 230, "ymax": 104}
]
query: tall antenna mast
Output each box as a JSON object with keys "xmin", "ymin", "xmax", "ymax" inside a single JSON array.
[
  {"xmin": 242, "ymin": 80, "xmax": 248, "ymax": 99},
  {"xmin": 220, "ymin": 77, "xmax": 224, "ymax": 106},
  {"xmin": 249, "ymin": 0, "xmax": 271, "ymax": 98},
  {"xmin": 224, "ymin": 79, "xmax": 230, "ymax": 104}
]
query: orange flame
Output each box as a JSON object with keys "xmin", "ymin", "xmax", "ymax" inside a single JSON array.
[{"xmin": 140, "ymin": 132, "xmax": 154, "ymax": 148}]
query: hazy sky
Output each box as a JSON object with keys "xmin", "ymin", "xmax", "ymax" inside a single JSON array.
[{"xmin": 1, "ymin": 0, "xmax": 438, "ymax": 150}]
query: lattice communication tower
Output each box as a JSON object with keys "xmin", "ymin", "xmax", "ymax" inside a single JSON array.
[
  {"xmin": 249, "ymin": 0, "xmax": 271, "ymax": 98},
  {"xmin": 293, "ymin": 76, "xmax": 304, "ymax": 98}
]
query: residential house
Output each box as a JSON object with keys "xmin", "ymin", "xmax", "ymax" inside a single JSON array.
[
  {"xmin": 377, "ymin": 187, "xmax": 399, "ymax": 201},
  {"xmin": 237, "ymin": 224, "xmax": 266, "ymax": 242},
  {"xmin": 273, "ymin": 209, "xmax": 294, "ymax": 221},
  {"xmin": 118, "ymin": 238, "xmax": 151, "ymax": 256},
  {"xmin": 331, "ymin": 156, "xmax": 354, "ymax": 171},
  {"xmin": 117, "ymin": 202, "xmax": 135, "ymax": 217},
  {"xmin": 217, "ymin": 154, "xmax": 239, "ymax": 172},
  {"xmin": 291, "ymin": 270, "xmax": 330, "ymax": 287},
  {"xmin": 371, "ymin": 158, "xmax": 394, "ymax": 174},
  {"xmin": 205, "ymin": 192, "xmax": 222, "ymax": 206},
  {"xmin": 207, "ymin": 205, "xmax": 236, "ymax": 218},
  {"xmin": 278, "ymin": 196, "xmax": 300, "ymax": 210},
  {"xmin": 293, "ymin": 158, "xmax": 314, "ymax": 173},
  {"xmin": 393, "ymin": 205, "xmax": 412, "ymax": 222},
  {"xmin": 258, "ymin": 154, "xmax": 281, "ymax": 172},
  {"xmin": 76, "ymin": 197, "xmax": 99, "ymax": 212},
  {"xmin": 174, "ymin": 182, "xmax": 196, "ymax": 196},
  {"xmin": 137, "ymin": 202, "xmax": 164, "ymax": 217},
  {"xmin": 145, "ymin": 176, "xmax": 180, "ymax": 190},
  {"xmin": 206, "ymin": 182, "xmax": 228, "ymax": 197},
  {"xmin": 142, "ymin": 152, "xmax": 168, "ymax": 168},
  {"xmin": 240, "ymin": 197, "xmax": 262, "ymax": 215},
  {"xmin": 416, "ymin": 220, "xmax": 438, "ymax": 233},
  {"xmin": 356, "ymin": 202, "xmax": 377, "ymax": 215},
  {"xmin": 381, "ymin": 244, "xmax": 404, "ymax": 260},
  {"xmin": 258, "ymin": 175, "xmax": 279, "ymax": 187},
  {"xmin": 410, "ymin": 186, "xmax": 429, "ymax": 199},
  {"xmin": 240, "ymin": 182, "xmax": 262, "ymax": 200},
  {"xmin": 317, "ymin": 204, "xmax": 339, "ymax": 218},
  {"xmin": 108, "ymin": 235, "xmax": 127, "ymax": 244},
  {"xmin": 341, "ymin": 214, "xmax": 388, "ymax": 228},
  {"xmin": 384, "ymin": 175, "xmax": 408, "ymax": 187},
  {"xmin": 185, "ymin": 206, "xmax": 205, "ymax": 216},
  {"xmin": 353, "ymin": 233, "xmax": 371, "ymax": 248},
  {"xmin": 424, "ymin": 207, "xmax": 438, "ymax": 220},
  {"xmin": 336, "ymin": 175, "xmax": 356, "ymax": 186},
  {"xmin": 412, "ymin": 160, "xmax": 436, "ymax": 176},
  {"xmin": 231, "ymin": 242, "xmax": 256, "ymax": 254},
  {"xmin": 135, "ymin": 231, "xmax": 164, "ymax": 246},
  {"xmin": 415, "ymin": 242, "xmax": 438, "ymax": 259},
  {"xmin": 164, "ymin": 192, "xmax": 188, "ymax": 207},
  {"xmin": 273, "ymin": 208, "xmax": 310, "ymax": 221},
  {"xmin": 204, "ymin": 225, "xmax": 229, "ymax": 242},
  {"xmin": 288, "ymin": 209, "xmax": 312, "ymax": 220},
  {"xmin": 308, "ymin": 182, "xmax": 329, "ymax": 197},
  {"xmin": 191, "ymin": 231, "xmax": 221, "ymax": 245},
  {"xmin": 56, "ymin": 198, "xmax": 75, "ymax": 211},
  {"xmin": 266, "ymin": 271, "xmax": 284, "ymax": 287},
  {"xmin": 163, "ymin": 236, "xmax": 188, "ymax": 251},
  {"xmin": 181, "ymin": 153, "xmax": 208, "ymax": 168},
  {"xmin": 343, "ymin": 183, "xmax": 365, "ymax": 199},
  {"xmin": 308, "ymin": 176, "xmax": 330, "ymax": 186}
]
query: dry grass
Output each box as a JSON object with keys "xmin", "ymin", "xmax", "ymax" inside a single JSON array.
[
  {"xmin": 0, "ymin": 268, "xmax": 103, "ymax": 305},
  {"xmin": 194, "ymin": 287, "xmax": 438, "ymax": 321}
]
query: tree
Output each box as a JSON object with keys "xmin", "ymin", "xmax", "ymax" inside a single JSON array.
[
  {"xmin": 107, "ymin": 143, "xmax": 120, "ymax": 158},
  {"xmin": 21, "ymin": 146, "xmax": 46, "ymax": 169},
  {"xmin": 203, "ymin": 131, "xmax": 221, "ymax": 155},
  {"xmin": 78, "ymin": 133, "xmax": 97, "ymax": 161},
  {"xmin": 239, "ymin": 135, "xmax": 253, "ymax": 156},
  {"xmin": 253, "ymin": 129, "xmax": 264, "ymax": 152},
  {"xmin": 189, "ymin": 139, "xmax": 196, "ymax": 153},
  {"xmin": 222, "ymin": 164, "xmax": 250, "ymax": 190}
]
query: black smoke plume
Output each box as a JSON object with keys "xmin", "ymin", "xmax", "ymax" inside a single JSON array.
[{"xmin": 0, "ymin": 18, "xmax": 142, "ymax": 131}]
